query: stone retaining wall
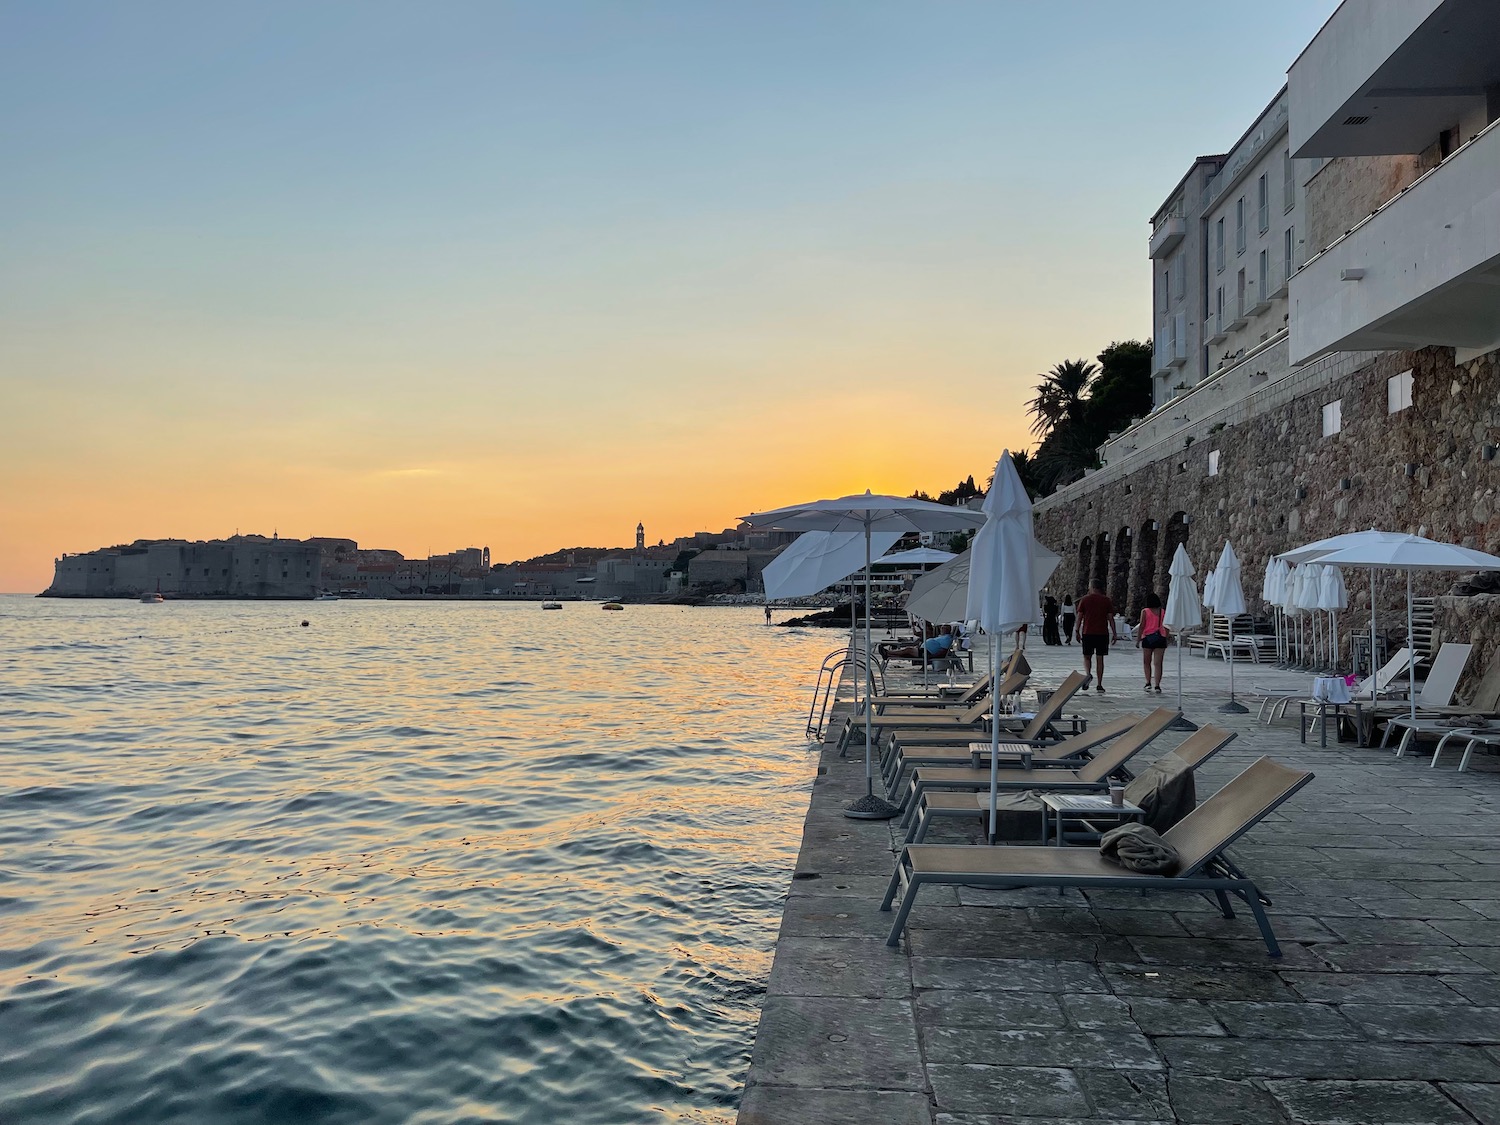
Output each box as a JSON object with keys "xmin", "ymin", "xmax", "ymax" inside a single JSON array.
[{"xmin": 1033, "ymin": 344, "xmax": 1500, "ymax": 696}]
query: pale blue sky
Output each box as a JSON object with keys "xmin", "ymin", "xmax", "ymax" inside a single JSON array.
[{"xmin": 0, "ymin": 1, "xmax": 1339, "ymax": 589}]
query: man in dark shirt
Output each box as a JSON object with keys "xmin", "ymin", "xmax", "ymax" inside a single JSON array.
[{"xmin": 1075, "ymin": 582, "xmax": 1119, "ymax": 692}]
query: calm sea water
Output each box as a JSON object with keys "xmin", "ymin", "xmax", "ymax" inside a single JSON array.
[{"xmin": 0, "ymin": 597, "xmax": 833, "ymax": 1125}]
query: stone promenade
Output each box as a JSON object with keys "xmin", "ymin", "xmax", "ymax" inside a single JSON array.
[{"xmin": 738, "ymin": 641, "xmax": 1500, "ymax": 1125}]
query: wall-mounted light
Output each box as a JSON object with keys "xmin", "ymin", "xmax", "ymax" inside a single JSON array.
[
  {"xmin": 1182, "ymin": 513, "xmax": 1191, "ymax": 526},
  {"xmin": 1295, "ymin": 485, "xmax": 1308, "ymax": 501},
  {"xmin": 1149, "ymin": 520, "xmax": 1159, "ymax": 531},
  {"xmin": 1404, "ymin": 463, "xmax": 1419, "ymax": 478},
  {"xmin": 1484, "ymin": 444, "xmax": 1497, "ymax": 462},
  {"xmin": 1340, "ymin": 267, "xmax": 1366, "ymax": 281},
  {"xmin": 1339, "ymin": 478, "xmax": 1352, "ymax": 490}
]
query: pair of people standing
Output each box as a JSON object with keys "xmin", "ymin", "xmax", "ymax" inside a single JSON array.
[{"xmin": 1072, "ymin": 585, "xmax": 1171, "ymax": 693}]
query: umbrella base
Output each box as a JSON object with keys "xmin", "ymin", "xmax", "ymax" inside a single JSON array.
[
  {"xmin": 1218, "ymin": 699, "xmax": 1250, "ymax": 714},
  {"xmin": 1167, "ymin": 713, "xmax": 1199, "ymax": 731},
  {"xmin": 843, "ymin": 793, "xmax": 901, "ymax": 820}
]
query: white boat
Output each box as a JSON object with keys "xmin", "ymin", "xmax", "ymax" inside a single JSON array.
[
  {"xmin": 140, "ymin": 591, "xmax": 164, "ymax": 604},
  {"xmin": 541, "ymin": 601, "xmax": 563, "ymax": 610},
  {"xmin": 313, "ymin": 593, "xmax": 340, "ymax": 602}
]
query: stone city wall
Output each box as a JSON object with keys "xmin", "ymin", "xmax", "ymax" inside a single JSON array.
[{"xmin": 1033, "ymin": 345, "xmax": 1500, "ymax": 689}]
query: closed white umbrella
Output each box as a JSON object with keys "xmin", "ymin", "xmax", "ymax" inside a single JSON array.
[
  {"xmin": 1164, "ymin": 543, "xmax": 1203, "ymax": 730},
  {"xmin": 1318, "ymin": 564, "xmax": 1350, "ymax": 670},
  {"xmin": 742, "ymin": 491, "xmax": 985, "ymax": 818},
  {"xmin": 905, "ymin": 543, "xmax": 1061, "ymax": 627},
  {"xmin": 1212, "ymin": 542, "xmax": 1248, "ymax": 713},
  {"xmin": 967, "ymin": 453, "xmax": 1037, "ymax": 844},
  {"xmin": 1312, "ymin": 534, "xmax": 1500, "ymax": 719},
  {"xmin": 1202, "ymin": 568, "xmax": 1219, "ymax": 612}
]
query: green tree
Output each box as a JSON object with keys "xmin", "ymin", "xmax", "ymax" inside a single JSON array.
[{"xmin": 1026, "ymin": 359, "xmax": 1097, "ymax": 437}]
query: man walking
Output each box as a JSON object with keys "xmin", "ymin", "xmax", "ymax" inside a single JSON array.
[{"xmin": 1075, "ymin": 581, "xmax": 1119, "ymax": 692}]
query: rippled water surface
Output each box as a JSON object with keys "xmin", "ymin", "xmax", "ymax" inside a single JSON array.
[{"xmin": 0, "ymin": 597, "xmax": 832, "ymax": 1124}]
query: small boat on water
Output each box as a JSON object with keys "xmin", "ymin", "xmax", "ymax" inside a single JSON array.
[
  {"xmin": 139, "ymin": 591, "xmax": 164, "ymax": 604},
  {"xmin": 541, "ymin": 601, "xmax": 563, "ymax": 610},
  {"xmin": 313, "ymin": 593, "xmax": 340, "ymax": 602},
  {"xmin": 601, "ymin": 602, "xmax": 624, "ymax": 611}
]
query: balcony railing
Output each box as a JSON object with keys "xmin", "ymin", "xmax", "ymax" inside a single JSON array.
[
  {"xmin": 1203, "ymin": 97, "xmax": 1290, "ymax": 211},
  {"xmin": 1149, "ymin": 213, "xmax": 1187, "ymax": 259}
]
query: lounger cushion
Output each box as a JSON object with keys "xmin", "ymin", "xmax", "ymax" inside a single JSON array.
[{"xmin": 905, "ymin": 843, "xmax": 1160, "ymax": 882}]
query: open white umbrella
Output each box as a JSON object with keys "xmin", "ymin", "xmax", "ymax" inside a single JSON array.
[
  {"xmin": 761, "ymin": 530, "xmax": 903, "ymax": 601},
  {"xmin": 877, "ymin": 546, "xmax": 956, "ymax": 566},
  {"xmin": 741, "ymin": 491, "xmax": 984, "ymax": 819},
  {"xmin": 905, "ymin": 543, "xmax": 1061, "ymax": 627},
  {"xmin": 967, "ymin": 453, "xmax": 1036, "ymax": 843},
  {"xmin": 1212, "ymin": 541, "xmax": 1249, "ymax": 713},
  {"xmin": 1280, "ymin": 529, "xmax": 1410, "ymax": 678},
  {"xmin": 1164, "ymin": 543, "xmax": 1203, "ymax": 730},
  {"xmin": 1312, "ymin": 534, "xmax": 1500, "ymax": 720}
]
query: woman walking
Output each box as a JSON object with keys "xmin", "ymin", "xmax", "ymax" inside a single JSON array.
[
  {"xmin": 1137, "ymin": 592, "xmax": 1171, "ymax": 693},
  {"xmin": 1061, "ymin": 594, "xmax": 1076, "ymax": 645}
]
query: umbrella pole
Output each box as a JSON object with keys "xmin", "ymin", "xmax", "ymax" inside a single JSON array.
[
  {"xmin": 1370, "ymin": 568, "xmax": 1378, "ymax": 680},
  {"xmin": 846, "ymin": 520, "xmax": 900, "ymax": 819},
  {"xmin": 987, "ymin": 632, "xmax": 1000, "ymax": 844},
  {"xmin": 1407, "ymin": 570, "xmax": 1416, "ymax": 723},
  {"xmin": 1220, "ymin": 615, "xmax": 1248, "ymax": 713},
  {"xmin": 1169, "ymin": 631, "xmax": 1198, "ymax": 731}
]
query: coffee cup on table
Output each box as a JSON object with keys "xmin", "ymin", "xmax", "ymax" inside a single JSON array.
[{"xmin": 1109, "ymin": 783, "xmax": 1125, "ymax": 808}]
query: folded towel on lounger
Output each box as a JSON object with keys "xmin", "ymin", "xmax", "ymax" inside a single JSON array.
[{"xmin": 1100, "ymin": 822, "xmax": 1182, "ymax": 876}]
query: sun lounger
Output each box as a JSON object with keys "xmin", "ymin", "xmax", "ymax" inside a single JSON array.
[
  {"xmin": 904, "ymin": 723, "xmax": 1239, "ymax": 844},
  {"xmin": 1368, "ymin": 644, "xmax": 1474, "ymax": 746},
  {"xmin": 896, "ymin": 707, "xmax": 1178, "ymax": 830},
  {"xmin": 884, "ymin": 710, "xmax": 1144, "ymax": 797},
  {"xmin": 865, "ymin": 671, "xmax": 993, "ymax": 711},
  {"xmin": 877, "ymin": 671, "xmax": 1089, "ymax": 784},
  {"xmin": 881, "ymin": 756, "xmax": 1314, "ymax": 956},
  {"xmin": 837, "ymin": 669, "xmax": 1026, "ymax": 754}
]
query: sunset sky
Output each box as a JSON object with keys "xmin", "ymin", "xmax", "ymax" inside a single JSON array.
[{"xmin": 0, "ymin": 1, "xmax": 1337, "ymax": 592}]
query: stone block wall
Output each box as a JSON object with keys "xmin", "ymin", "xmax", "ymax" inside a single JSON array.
[{"xmin": 1034, "ymin": 345, "xmax": 1500, "ymax": 682}]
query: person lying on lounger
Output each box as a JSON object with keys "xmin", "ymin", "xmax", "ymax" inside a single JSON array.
[{"xmin": 880, "ymin": 624, "xmax": 954, "ymax": 663}]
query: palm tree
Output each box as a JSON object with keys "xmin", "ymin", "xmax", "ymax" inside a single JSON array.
[{"xmin": 1026, "ymin": 360, "xmax": 1098, "ymax": 437}]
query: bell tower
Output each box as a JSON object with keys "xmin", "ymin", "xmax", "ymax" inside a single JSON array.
[{"xmin": 635, "ymin": 522, "xmax": 645, "ymax": 553}]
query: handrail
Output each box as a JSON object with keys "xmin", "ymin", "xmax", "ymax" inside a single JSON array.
[{"xmin": 805, "ymin": 644, "xmax": 884, "ymax": 741}]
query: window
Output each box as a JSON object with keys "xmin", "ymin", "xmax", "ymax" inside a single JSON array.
[
  {"xmin": 1388, "ymin": 369, "xmax": 1414, "ymax": 414},
  {"xmin": 1258, "ymin": 249, "xmax": 1269, "ymax": 301},
  {"xmin": 1235, "ymin": 197, "xmax": 1246, "ymax": 254},
  {"xmin": 1215, "ymin": 285, "xmax": 1224, "ymax": 327},
  {"xmin": 1173, "ymin": 253, "xmax": 1186, "ymax": 300},
  {"xmin": 1161, "ymin": 268, "xmax": 1170, "ymax": 308},
  {"xmin": 1208, "ymin": 450, "xmax": 1221, "ymax": 476},
  {"xmin": 1322, "ymin": 399, "xmax": 1343, "ymax": 437},
  {"xmin": 1257, "ymin": 174, "xmax": 1269, "ymax": 233},
  {"xmin": 1282, "ymin": 148, "xmax": 1295, "ymax": 212},
  {"xmin": 1236, "ymin": 269, "xmax": 1246, "ymax": 317},
  {"xmin": 1284, "ymin": 226, "xmax": 1294, "ymax": 280},
  {"xmin": 1215, "ymin": 218, "xmax": 1225, "ymax": 272}
]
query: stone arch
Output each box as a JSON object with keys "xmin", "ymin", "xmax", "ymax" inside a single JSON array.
[
  {"xmin": 1076, "ymin": 538, "xmax": 1092, "ymax": 598},
  {"xmin": 1092, "ymin": 533, "xmax": 1111, "ymax": 592},
  {"xmin": 1109, "ymin": 526, "xmax": 1132, "ymax": 610},
  {"xmin": 1130, "ymin": 519, "xmax": 1160, "ymax": 614},
  {"xmin": 1158, "ymin": 512, "xmax": 1190, "ymax": 600}
]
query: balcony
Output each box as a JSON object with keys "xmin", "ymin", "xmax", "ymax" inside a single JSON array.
[
  {"xmin": 1270, "ymin": 259, "xmax": 1291, "ymax": 299},
  {"xmin": 1291, "ymin": 0, "xmax": 1500, "ymax": 158},
  {"xmin": 1149, "ymin": 214, "xmax": 1187, "ymax": 259},
  {"xmin": 1207, "ymin": 313, "xmax": 1228, "ymax": 345},
  {"xmin": 1229, "ymin": 301, "xmax": 1250, "ymax": 331},
  {"xmin": 1291, "ymin": 119, "xmax": 1500, "ymax": 365}
]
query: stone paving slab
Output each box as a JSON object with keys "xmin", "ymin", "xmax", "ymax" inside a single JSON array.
[{"xmin": 738, "ymin": 642, "xmax": 1500, "ymax": 1124}]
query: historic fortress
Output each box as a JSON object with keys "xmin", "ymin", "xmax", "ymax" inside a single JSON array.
[{"xmin": 1034, "ymin": 1, "xmax": 1500, "ymax": 660}]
